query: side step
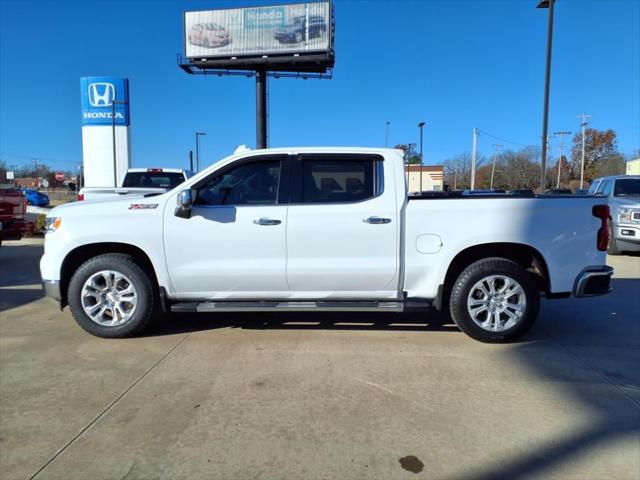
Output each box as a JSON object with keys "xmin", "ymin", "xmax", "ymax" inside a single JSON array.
[{"xmin": 170, "ymin": 300, "xmax": 407, "ymax": 313}]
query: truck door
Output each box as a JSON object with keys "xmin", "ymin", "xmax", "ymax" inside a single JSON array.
[
  {"xmin": 163, "ymin": 155, "xmax": 289, "ymax": 299},
  {"xmin": 285, "ymin": 153, "xmax": 400, "ymax": 298}
]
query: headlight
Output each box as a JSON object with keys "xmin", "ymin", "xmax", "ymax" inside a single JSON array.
[
  {"xmin": 617, "ymin": 207, "xmax": 640, "ymax": 224},
  {"xmin": 44, "ymin": 217, "xmax": 62, "ymax": 234}
]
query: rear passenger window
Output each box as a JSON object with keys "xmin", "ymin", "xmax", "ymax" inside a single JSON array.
[{"xmin": 301, "ymin": 159, "xmax": 376, "ymax": 203}]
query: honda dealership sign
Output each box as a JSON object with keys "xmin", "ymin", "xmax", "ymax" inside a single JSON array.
[
  {"xmin": 184, "ymin": 2, "xmax": 332, "ymax": 60},
  {"xmin": 80, "ymin": 77, "xmax": 130, "ymax": 126}
]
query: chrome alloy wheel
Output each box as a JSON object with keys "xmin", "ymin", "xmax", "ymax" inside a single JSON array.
[
  {"xmin": 466, "ymin": 275, "xmax": 527, "ymax": 332},
  {"xmin": 81, "ymin": 270, "xmax": 138, "ymax": 326}
]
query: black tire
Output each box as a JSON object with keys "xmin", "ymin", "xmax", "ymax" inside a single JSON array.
[
  {"xmin": 449, "ymin": 257, "xmax": 540, "ymax": 343},
  {"xmin": 607, "ymin": 220, "xmax": 622, "ymax": 255},
  {"xmin": 68, "ymin": 253, "xmax": 155, "ymax": 338}
]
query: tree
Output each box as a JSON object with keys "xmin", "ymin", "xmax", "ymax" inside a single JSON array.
[
  {"xmin": 550, "ymin": 155, "xmax": 572, "ymax": 188},
  {"xmin": 394, "ymin": 143, "xmax": 421, "ymax": 165},
  {"xmin": 443, "ymin": 152, "xmax": 473, "ymax": 189},
  {"xmin": 499, "ymin": 147, "xmax": 542, "ymax": 191},
  {"xmin": 570, "ymin": 128, "xmax": 618, "ymax": 182},
  {"xmin": 595, "ymin": 153, "xmax": 626, "ymax": 177}
]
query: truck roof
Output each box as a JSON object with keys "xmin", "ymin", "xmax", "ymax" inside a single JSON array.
[{"xmin": 126, "ymin": 168, "xmax": 187, "ymax": 173}]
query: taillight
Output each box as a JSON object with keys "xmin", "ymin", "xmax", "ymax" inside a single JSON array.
[
  {"xmin": 77, "ymin": 193, "xmax": 84, "ymax": 201},
  {"xmin": 147, "ymin": 168, "xmax": 163, "ymax": 173},
  {"xmin": 592, "ymin": 204, "xmax": 610, "ymax": 251}
]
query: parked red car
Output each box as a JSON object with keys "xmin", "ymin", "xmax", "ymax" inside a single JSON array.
[{"xmin": 0, "ymin": 188, "xmax": 28, "ymax": 246}]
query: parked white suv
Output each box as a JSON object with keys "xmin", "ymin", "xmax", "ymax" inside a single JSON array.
[{"xmin": 41, "ymin": 147, "xmax": 613, "ymax": 342}]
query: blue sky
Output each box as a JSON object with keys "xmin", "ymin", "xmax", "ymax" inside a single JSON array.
[{"xmin": 1, "ymin": 0, "xmax": 638, "ymax": 172}]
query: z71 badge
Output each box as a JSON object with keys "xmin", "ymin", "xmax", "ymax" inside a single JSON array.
[{"xmin": 128, "ymin": 203, "xmax": 159, "ymax": 210}]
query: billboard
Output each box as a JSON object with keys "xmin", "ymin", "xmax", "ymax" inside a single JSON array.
[
  {"xmin": 80, "ymin": 77, "xmax": 130, "ymax": 126},
  {"xmin": 184, "ymin": 2, "xmax": 332, "ymax": 62}
]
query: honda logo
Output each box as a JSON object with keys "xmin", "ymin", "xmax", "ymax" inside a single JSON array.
[{"xmin": 88, "ymin": 82, "xmax": 115, "ymax": 107}]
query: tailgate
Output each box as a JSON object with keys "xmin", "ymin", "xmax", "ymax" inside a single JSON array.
[{"xmin": 0, "ymin": 191, "xmax": 26, "ymax": 218}]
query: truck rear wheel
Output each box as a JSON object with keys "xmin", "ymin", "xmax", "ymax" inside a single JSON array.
[
  {"xmin": 449, "ymin": 257, "xmax": 539, "ymax": 343},
  {"xmin": 68, "ymin": 254, "xmax": 155, "ymax": 338}
]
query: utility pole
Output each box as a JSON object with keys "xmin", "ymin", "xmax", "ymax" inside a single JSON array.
[
  {"xmin": 553, "ymin": 130, "xmax": 571, "ymax": 188},
  {"xmin": 578, "ymin": 113, "xmax": 591, "ymax": 189},
  {"xmin": 384, "ymin": 121, "xmax": 390, "ymax": 147},
  {"xmin": 470, "ymin": 127, "xmax": 478, "ymax": 189},
  {"xmin": 189, "ymin": 150, "xmax": 194, "ymax": 172},
  {"xmin": 490, "ymin": 143, "xmax": 503, "ymax": 190},
  {"xmin": 418, "ymin": 121, "xmax": 425, "ymax": 192},
  {"xmin": 537, "ymin": 0, "xmax": 556, "ymax": 192}
]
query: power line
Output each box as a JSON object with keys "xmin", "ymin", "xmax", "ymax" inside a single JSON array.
[
  {"xmin": 476, "ymin": 129, "xmax": 538, "ymax": 149},
  {"xmin": 0, "ymin": 152, "xmax": 80, "ymax": 165}
]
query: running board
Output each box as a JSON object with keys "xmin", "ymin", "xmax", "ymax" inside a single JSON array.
[{"xmin": 171, "ymin": 300, "xmax": 408, "ymax": 313}]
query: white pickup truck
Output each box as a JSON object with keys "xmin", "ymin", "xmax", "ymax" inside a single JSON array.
[
  {"xmin": 41, "ymin": 147, "xmax": 613, "ymax": 342},
  {"xmin": 78, "ymin": 168, "xmax": 192, "ymax": 201}
]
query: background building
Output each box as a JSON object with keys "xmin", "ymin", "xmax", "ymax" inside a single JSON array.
[
  {"xmin": 626, "ymin": 158, "xmax": 640, "ymax": 175},
  {"xmin": 405, "ymin": 165, "xmax": 444, "ymax": 192}
]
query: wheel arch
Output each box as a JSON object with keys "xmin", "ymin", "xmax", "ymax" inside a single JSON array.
[
  {"xmin": 60, "ymin": 242, "xmax": 160, "ymax": 307},
  {"xmin": 437, "ymin": 242, "xmax": 550, "ymax": 309}
]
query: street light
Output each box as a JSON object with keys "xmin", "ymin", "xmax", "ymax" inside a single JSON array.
[
  {"xmin": 384, "ymin": 121, "xmax": 390, "ymax": 147},
  {"xmin": 195, "ymin": 132, "xmax": 207, "ymax": 172},
  {"xmin": 418, "ymin": 122, "xmax": 425, "ymax": 192},
  {"xmin": 537, "ymin": 0, "xmax": 555, "ymax": 192}
]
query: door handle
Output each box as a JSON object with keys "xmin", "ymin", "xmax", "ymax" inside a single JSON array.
[
  {"xmin": 363, "ymin": 216, "xmax": 392, "ymax": 224},
  {"xmin": 253, "ymin": 217, "xmax": 282, "ymax": 226}
]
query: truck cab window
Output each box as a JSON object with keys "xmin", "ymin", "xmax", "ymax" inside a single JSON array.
[
  {"xmin": 595, "ymin": 180, "xmax": 610, "ymax": 195},
  {"xmin": 301, "ymin": 159, "xmax": 378, "ymax": 203},
  {"xmin": 587, "ymin": 181, "xmax": 600, "ymax": 194},
  {"xmin": 195, "ymin": 160, "xmax": 281, "ymax": 206}
]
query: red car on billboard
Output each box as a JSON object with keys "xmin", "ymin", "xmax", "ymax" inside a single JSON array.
[{"xmin": 188, "ymin": 23, "xmax": 232, "ymax": 48}]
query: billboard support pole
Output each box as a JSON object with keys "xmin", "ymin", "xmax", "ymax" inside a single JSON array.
[{"xmin": 256, "ymin": 68, "xmax": 268, "ymax": 149}]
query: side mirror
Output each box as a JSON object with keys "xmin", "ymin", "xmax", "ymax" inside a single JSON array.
[{"xmin": 175, "ymin": 189, "xmax": 193, "ymax": 218}]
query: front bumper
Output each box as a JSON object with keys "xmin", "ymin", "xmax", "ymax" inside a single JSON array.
[
  {"xmin": 573, "ymin": 266, "xmax": 614, "ymax": 297},
  {"xmin": 615, "ymin": 223, "xmax": 640, "ymax": 247},
  {"xmin": 42, "ymin": 280, "xmax": 61, "ymax": 301}
]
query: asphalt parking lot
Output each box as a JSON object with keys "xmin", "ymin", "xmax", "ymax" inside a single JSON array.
[{"xmin": 1, "ymin": 238, "xmax": 638, "ymax": 480}]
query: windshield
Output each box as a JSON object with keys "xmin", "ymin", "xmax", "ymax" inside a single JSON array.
[
  {"xmin": 122, "ymin": 172, "xmax": 185, "ymax": 189},
  {"xmin": 614, "ymin": 178, "xmax": 640, "ymax": 197}
]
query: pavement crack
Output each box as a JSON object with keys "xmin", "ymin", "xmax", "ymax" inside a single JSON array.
[
  {"xmin": 28, "ymin": 332, "xmax": 192, "ymax": 480},
  {"xmin": 350, "ymin": 375, "xmax": 434, "ymax": 412}
]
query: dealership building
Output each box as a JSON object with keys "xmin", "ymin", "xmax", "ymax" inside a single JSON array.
[{"xmin": 405, "ymin": 165, "xmax": 444, "ymax": 193}]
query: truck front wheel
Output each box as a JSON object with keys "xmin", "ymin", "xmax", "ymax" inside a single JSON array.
[
  {"xmin": 449, "ymin": 257, "xmax": 539, "ymax": 343},
  {"xmin": 68, "ymin": 253, "xmax": 155, "ymax": 338}
]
